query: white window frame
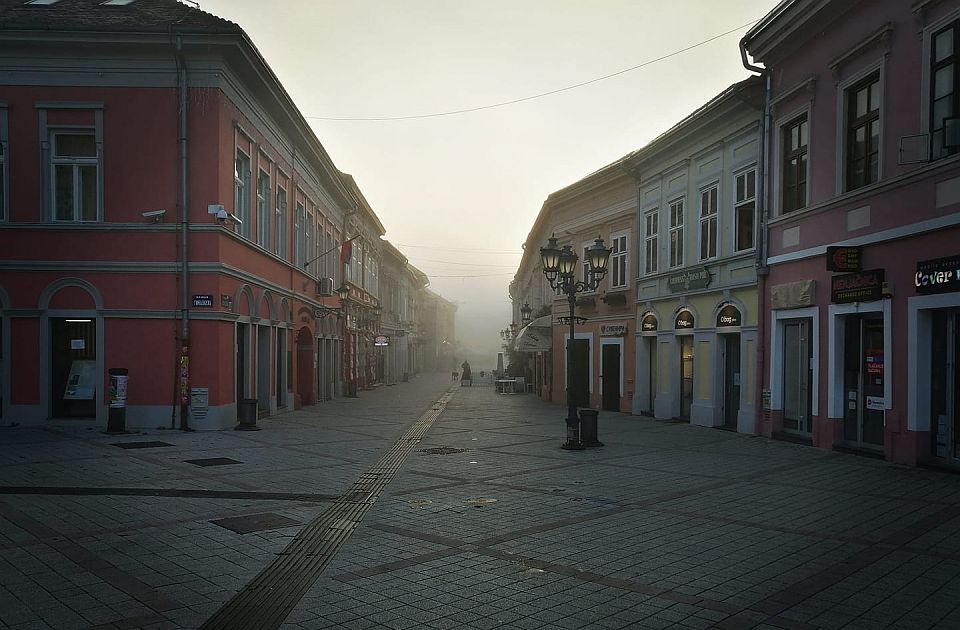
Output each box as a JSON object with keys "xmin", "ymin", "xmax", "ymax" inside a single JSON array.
[
  {"xmin": 669, "ymin": 198, "xmax": 684, "ymax": 268},
  {"xmin": 698, "ymin": 184, "xmax": 719, "ymax": 261},
  {"xmin": 234, "ymin": 150, "xmax": 251, "ymax": 238},
  {"xmin": 51, "ymin": 129, "xmax": 100, "ymax": 223},
  {"xmin": 610, "ymin": 232, "xmax": 628, "ymax": 288},
  {"xmin": 275, "ymin": 185, "xmax": 287, "ymax": 259},
  {"xmin": 257, "ymin": 169, "xmax": 270, "ymax": 249},
  {"xmin": 644, "ymin": 211, "xmax": 658, "ymax": 275},
  {"xmin": 734, "ymin": 168, "xmax": 756, "ymax": 252}
]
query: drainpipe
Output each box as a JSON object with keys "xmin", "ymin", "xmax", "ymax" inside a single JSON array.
[
  {"xmin": 176, "ymin": 33, "xmax": 191, "ymax": 431},
  {"xmin": 741, "ymin": 37, "xmax": 770, "ymax": 436}
]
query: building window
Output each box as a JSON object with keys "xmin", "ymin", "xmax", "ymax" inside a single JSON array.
[
  {"xmin": 257, "ymin": 170, "xmax": 270, "ymax": 249},
  {"xmin": 669, "ymin": 198, "xmax": 684, "ymax": 268},
  {"xmin": 932, "ymin": 21, "xmax": 959, "ymax": 159},
  {"xmin": 644, "ymin": 211, "xmax": 658, "ymax": 275},
  {"xmin": 845, "ymin": 72, "xmax": 880, "ymax": 191},
  {"xmin": 295, "ymin": 201, "xmax": 305, "ymax": 267},
  {"xmin": 611, "ymin": 233, "xmax": 628, "ymax": 287},
  {"xmin": 698, "ymin": 185, "xmax": 718, "ymax": 261},
  {"xmin": 735, "ymin": 169, "xmax": 756, "ymax": 252},
  {"xmin": 275, "ymin": 186, "xmax": 287, "ymax": 259},
  {"xmin": 52, "ymin": 131, "xmax": 99, "ymax": 222},
  {"xmin": 305, "ymin": 210, "xmax": 315, "ymax": 275},
  {"xmin": 782, "ymin": 115, "xmax": 808, "ymax": 212},
  {"xmin": 234, "ymin": 150, "xmax": 251, "ymax": 237},
  {"xmin": 0, "ymin": 132, "xmax": 5, "ymax": 221}
]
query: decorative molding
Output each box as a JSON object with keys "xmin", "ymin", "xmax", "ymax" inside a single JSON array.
[
  {"xmin": 829, "ymin": 22, "xmax": 894, "ymax": 82},
  {"xmin": 34, "ymin": 101, "xmax": 105, "ymax": 110}
]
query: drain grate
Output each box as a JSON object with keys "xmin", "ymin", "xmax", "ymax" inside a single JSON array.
[
  {"xmin": 112, "ymin": 441, "xmax": 174, "ymax": 450},
  {"xmin": 418, "ymin": 447, "xmax": 468, "ymax": 455},
  {"xmin": 210, "ymin": 512, "xmax": 300, "ymax": 534},
  {"xmin": 185, "ymin": 458, "xmax": 242, "ymax": 467}
]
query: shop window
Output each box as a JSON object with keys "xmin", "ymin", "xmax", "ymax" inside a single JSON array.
[
  {"xmin": 644, "ymin": 211, "xmax": 658, "ymax": 275},
  {"xmin": 257, "ymin": 170, "xmax": 270, "ymax": 249},
  {"xmin": 52, "ymin": 131, "xmax": 99, "ymax": 222},
  {"xmin": 734, "ymin": 169, "xmax": 756, "ymax": 252},
  {"xmin": 669, "ymin": 198, "xmax": 684, "ymax": 268},
  {"xmin": 234, "ymin": 150, "xmax": 251, "ymax": 237},
  {"xmin": 698, "ymin": 185, "xmax": 718, "ymax": 261},
  {"xmin": 931, "ymin": 21, "xmax": 960, "ymax": 159},
  {"xmin": 782, "ymin": 115, "xmax": 808, "ymax": 212},
  {"xmin": 845, "ymin": 72, "xmax": 880, "ymax": 191}
]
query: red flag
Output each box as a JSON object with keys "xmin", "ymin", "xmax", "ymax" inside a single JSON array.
[{"xmin": 340, "ymin": 239, "xmax": 353, "ymax": 264}]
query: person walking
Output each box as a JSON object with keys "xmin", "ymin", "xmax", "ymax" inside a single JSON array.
[{"xmin": 460, "ymin": 360, "xmax": 472, "ymax": 386}]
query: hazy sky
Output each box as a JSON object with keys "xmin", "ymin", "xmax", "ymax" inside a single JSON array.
[{"xmin": 200, "ymin": 0, "xmax": 779, "ymax": 363}]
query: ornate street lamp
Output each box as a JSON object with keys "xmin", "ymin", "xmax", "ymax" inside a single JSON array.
[
  {"xmin": 540, "ymin": 234, "xmax": 611, "ymax": 450},
  {"xmin": 520, "ymin": 302, "xmax": 532, "ymax": 326}
]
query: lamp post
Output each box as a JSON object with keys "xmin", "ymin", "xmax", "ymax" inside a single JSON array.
[
  {"xmin": 539, "ymin": 235, "xmax": 611, "ymax": 450},
  {"xmin": 520, "ymin": 302, "xmax": 532, "ymax": 327}
]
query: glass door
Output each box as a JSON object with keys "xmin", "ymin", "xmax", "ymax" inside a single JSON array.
[
  {"xmin": 680, "ymin": 336, "xmax": 693, "ymax": 420},
  {"xmin": 843, "ymin": 315, "xmax": 885, "ymax": 449},
  {"xmin": 931, "ymin": 311, "xmax": 960, "ymax": 464},
  {"xmin": 782, "ymin": 319, "xmax": 812, "ymax": 435}
]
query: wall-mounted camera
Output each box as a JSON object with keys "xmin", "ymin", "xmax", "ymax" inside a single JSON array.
[
  {"xmin": 215, "ymin": 208, "xmax": 242, "ymax": 226},
  {"xmin": 142, "ymin": 209, "xmax": 166, "ymax": 222}
]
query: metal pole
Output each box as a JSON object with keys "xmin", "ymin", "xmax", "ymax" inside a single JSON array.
[{"xmin": 563, "ymin": 287, "xmax": 583, "ymax": 450}]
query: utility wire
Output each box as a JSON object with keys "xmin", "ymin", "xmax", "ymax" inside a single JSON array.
[
  {"xmin": 306, "ymin": 19, "xmax": 758, "ymax": 122},
  {"xmin": 398, "ymin": 243, "xmax": 521, "ymax": 254}
]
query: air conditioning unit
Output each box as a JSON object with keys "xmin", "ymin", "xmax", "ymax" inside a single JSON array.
[{"xmin": 316, "ymin": 277, "xmax": 334, "ymax": 296}]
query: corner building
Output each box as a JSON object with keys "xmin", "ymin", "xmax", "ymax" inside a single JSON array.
[
  {"xmin": 744, "ymin": 0, "xmax": 960, "ymax": 464},
  {"xmin": 0, "ymin": 0, "xmax": 418, "ymax": 429}
]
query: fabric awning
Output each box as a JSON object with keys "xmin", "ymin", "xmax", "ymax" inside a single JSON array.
[{"xmin": 514, "ymin": 315, "xmax": 552, "ymax": 353}]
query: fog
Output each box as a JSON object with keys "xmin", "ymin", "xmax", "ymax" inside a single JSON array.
[{"xmin": 199, "ymin": 0, "xmax": 778, "ymax": 367}]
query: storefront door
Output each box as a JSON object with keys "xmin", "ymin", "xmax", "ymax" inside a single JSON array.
[
  {"xmin": 843, "ymin": 316, "xmax": 885, "ymax": 449},
  {"xmin": 680, "ymin": 335, "xmax": 693, "ymax": 420},
  {"xmin": 645, "ymin": 337, "xmax": 657, "ymax": 415},
  {"xmin": 931, "ymin": 311, "xmax": 960, "ymax": 464},
  {"xmin": 601, "ymin": 343, "xmax": 621, "ymax": 411},
  {"xmin": 275, "ymin": 328, "xmax": 286, "ymax": 408},
  {"xmin": 236, "ymin": 323, "xmax": 248, "ymax": 401},
  {"xmin": 782, "ymin": 319, "xmax": 812, "ymax": 435},
  {"xmin": 723, "ymin": 334, "xmax": 740, "ymax": 429},
  {"xmin": 569, "ymin": 338, "xmax": 590, "ymax": 408},
  {"xmin": 51, "ymin": 318, "xmax": 97, "ymax": 419}
]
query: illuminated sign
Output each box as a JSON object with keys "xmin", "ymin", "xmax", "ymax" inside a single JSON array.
[
  {"xmin": 831, "ymin": 269, "xmax": 884, "ymax": 304},
  {"xmin": 374, "ymin": 335, "xmax": 389, "ymax": 347},
  {"xmin": 826, "ymin": 246, "xmax": 862, "ymax": 272},
  {"xmin": 716, "ymin": 305, "xmax": 742, "ymax": 328},
  {"xmin": 640, "ymin": 313, "xmax": 658, "ymax": 332},
  {"xmin": 915, "ymin": 255, "xmax": 960, "ymax": 295},
  {"xmin": 674, "ymin": 310, "xmax": 695, "ymax": 330}
]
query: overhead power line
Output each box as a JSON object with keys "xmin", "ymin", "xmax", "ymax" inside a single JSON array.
[{"xmin": 306, "ymin": 19, "xmax": 759, "ymax": 122}]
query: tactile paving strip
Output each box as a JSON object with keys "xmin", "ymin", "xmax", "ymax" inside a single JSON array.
[{"xmin": 199, "ymin": 390, "xmax": 455, "ymax": 630}]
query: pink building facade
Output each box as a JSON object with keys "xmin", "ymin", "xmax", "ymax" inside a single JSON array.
[
  {"xmin": 745, "ymin": 0, "xmax": 960, "ymax": 465},
  {"xmin": 0, "ymin": 0, "xmax": 399, "ymax": 430}
]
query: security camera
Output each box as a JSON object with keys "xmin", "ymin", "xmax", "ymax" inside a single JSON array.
[
  {"xmin": 215, "ymin": 208, "xmax": 229, "ymax": 220},
  {"xmin": 142, "ymin": 209, "xmax": 166, "ymax": 222}
]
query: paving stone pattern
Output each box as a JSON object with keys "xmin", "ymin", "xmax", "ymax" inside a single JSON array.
[{"xmin": 2, "ymin": 375, "xmax": 960, "ymax": 628}]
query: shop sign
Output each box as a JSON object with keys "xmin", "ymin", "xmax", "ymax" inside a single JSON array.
[
  {"xmin": 716, "ymin": 304, "xmax": 742, "ymax": 328},
  {"xmin": 826, "ymin": 246, "xmax": 862, "ymax": 272},
  {"xmin": 866, "ymin": 396, "xmax": 886, "ymax": 411},
  {"xmin": 675, "ymin": 310, "xmax": 695, "ymax": 330},
  {"xmin": 667, "ymin": 267, "xmax": 711, "ymax": 293},
  {"xmin": 915, "ymin": 254, "xmax": 960, "ymax": 295},
  {"xmin": 192, "ymin": 294, "xmax": 213, "ymax": 308},
  {"xmin": 831, "ymin": 269, "xmax": 884, "ymax": 304},
  {"xmin": 374, "ymin": 335, "xmax": 389, "ymax": 347},
  {"xmin": 640, "ymin": 313, "xmax": 658, "ymax": 332},
  {"xmin": 600, "ymin": 324, "xmax": 628, "ymax": 337},
  {"xmin": 865, "ymin": 349, "xmax": 883, "ymax": 375}
]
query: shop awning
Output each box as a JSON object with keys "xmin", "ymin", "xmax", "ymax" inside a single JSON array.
[{"xmin": 514, "ymin": 315, "xmax": 552, "ymax": 353}]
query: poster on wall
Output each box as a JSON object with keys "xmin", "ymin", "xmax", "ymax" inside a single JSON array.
[{"xmin": 63, "ymin": 360, "xmax": 97, "ymax": 400}]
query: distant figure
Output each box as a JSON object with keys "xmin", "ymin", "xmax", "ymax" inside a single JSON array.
[
  {"xmin": 452, "ymin": 371, "xmax": 459, "ymax": 381},
  {"xmin": 479, "ymin": 370, "xmax": 485, "ymax": 378},
  {"xmin": 460, "ymin": 360, "xmax": 472, "ymax": 386}
]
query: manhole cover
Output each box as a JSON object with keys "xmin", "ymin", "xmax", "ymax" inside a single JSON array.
[
  {"xmin": 418, "ymin": 447, "xmax": 468, "ymax": 455},
  {"xmin": 408, "ymin": 498, "xmax": 433, "ymax": 506},
  {"xmin": 464, "ymin": 497, "xmax": 497, "ymax": 506},
  {"xmin": 184, "ymin": 457, "xmax": 242, "ymax": 467},
  {"xmin": 210, "ymin": 512, "xmax": 300, "ymax": 534},
  {"xmin": 112, "ymin": 441, "xmax": 174, "ymax": 450}
]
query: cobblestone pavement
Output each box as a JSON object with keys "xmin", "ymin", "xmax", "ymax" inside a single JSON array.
[{"xmin": 3, "ymin": 375, "xmax": 960, "ymax": 629}]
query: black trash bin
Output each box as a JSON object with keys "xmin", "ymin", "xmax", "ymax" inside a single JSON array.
[
  {"xmin": 236, "ymin": 398, "xmax": 260, "ymax": 431},
  {"xmin": 107, "ymin": 368, "xmax": 129, "ymax": 433},
  {"xmin": 579, "ymin": 409, "xmax": 603, "ymax": 447}
]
